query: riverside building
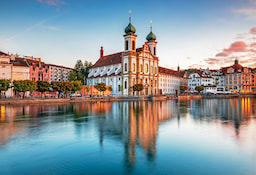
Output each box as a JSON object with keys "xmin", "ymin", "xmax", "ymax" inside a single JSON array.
[{"xmin": 87, "ymin": 14, "xmax": 187, "ymax": 95}]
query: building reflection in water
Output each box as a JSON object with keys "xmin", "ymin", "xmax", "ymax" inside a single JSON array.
[
  {"xmin": 95, "ymin": 101, "xmax": 180, "ymax": 171},
  {"xmin": 186, "ymin": 98, "xmax": 255, "ymax": 137},
  {"xmin": 0, "ymin": 98, "xmax": 256, "ymax": 171}
]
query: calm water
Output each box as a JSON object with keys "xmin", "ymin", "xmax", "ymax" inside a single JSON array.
[{"xmin": 0, "ymin": 98, "xmax": 256, "ymax": 175}]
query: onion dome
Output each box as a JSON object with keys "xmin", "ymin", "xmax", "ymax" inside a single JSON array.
[
  {"xmin": 146, "ymin": 31, "xmax": 156, "ymax": 42},
  {"xmin": 125, "ymin": 23, "xmax": 136, "ymax": 34}
]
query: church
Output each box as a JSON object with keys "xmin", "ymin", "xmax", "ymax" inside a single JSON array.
[{"xmin": 87, "ymin": 14, "xmax": 185, "ymax": 95}]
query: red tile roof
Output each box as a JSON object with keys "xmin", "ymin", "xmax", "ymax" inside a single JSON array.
[
  {"xmin": 12, "ymin": 58, "xmax": 29, "ymax": 67},
  {"xmin": 0, "ymin": 51, "xmax": 8, "ymax": 56},
  {"xmin": 221, "ymin": 63, "xmax": 244, "ymax": 73},
  {"xmin": 91, "ymin": 52, "xmax": 122, "ymax": 68},
  {"xmin": 159, "ymin": 66, "xmax": 184, "ymax": 77}
]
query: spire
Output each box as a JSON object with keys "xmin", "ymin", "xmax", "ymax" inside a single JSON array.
[
  {"xmin": 235, "ymin": 57, "xmax": 239, "ymax": 64},
  {"xmin": 150, "ymin": 20, "xmax": 152, "ymax": 32},
  {"xmin": 124, "ymin": 10, "xmax": 136, "ymax": 34},
  {"xmin": 178, "ymin": 65, "xmax": 180, "ymax": 72},
  {"xmin": 129, "ymin": 10, "xmax": 131, "ymax": 23},
  {"xmin": 146, "ymin": 20, "xmax": 156, "ymax": 42}
]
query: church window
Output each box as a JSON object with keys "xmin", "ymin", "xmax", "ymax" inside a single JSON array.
[
  {"xmin": 154, "ymin": 47, "xmax": 156, "ymax": 55},
  {"xmin": 150, "ymin": 66, "xmax": 153, "ymax": 73},
  {"xmin": 125, "ymin": 40, "xmax": 128, "ymax": 50},
  {"xmin": 125, "ymin": 63, "xmax": 127, "ymax": 71},
  {"xmin": 132, "ymin": 40, "xmax": 135, "ymax": 50},
  {"xmin": 133, "ymin": 63, "xmax": 135, "ymax": 72},
  {"xmin": 125, "ymin": 81, "xmax": 127, "ymax": 89},
  {"xmin": 140, "ymin": 64, "xmax": 142, "ymax": 72},
  {"xmin": 145, "ymin": 64, "xmax": 148, "ymax": 73},
  {"xmin": 155, "ymin": 67, "xmax": 157, "ymax": 74}
]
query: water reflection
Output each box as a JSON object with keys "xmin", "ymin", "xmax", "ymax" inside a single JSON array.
[{"xmin": 0, "ymin": 98, "xmax": 256, "ymax": 174}]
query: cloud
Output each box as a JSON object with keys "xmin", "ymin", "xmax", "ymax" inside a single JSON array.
[
  {"xmin": 251, "ymin": 42, "xmax": 256, "ymax": 47},
  {"xmin": 232, "ymin": 8, "xmax": 256, "ymax": 21},
  {"xmin": 37, "ymin": 0, "xmax": 66, "ymax": 11},
  {"xmin": 250, "ymin": 27, "xmax": 256, "ymax": 34},
  {"xmin": 228, "ymin": 41, "xmax": 248, "ymax": 52},
  {"xmin": 37, "ymin": 0, "xmax": 66, "ymax": 6},
  {"xmin": 215, "ymin": 41, "xmax": 248, "ymax": 57},
  {"xmin": 42, "ymin": 26, "xmax": 59, "ymax": 30},
  {"xmin": 216, "ymin": 51, "xmax": 230, "ymax": 57},
  {"xmin": 2, "ymin": 13, "xmax": 65, "ymax": 42}
]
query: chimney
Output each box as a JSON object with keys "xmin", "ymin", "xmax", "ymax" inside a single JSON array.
[{"xmin": 100, "ymin": 46, "xmax": 104, "ymax": 58}]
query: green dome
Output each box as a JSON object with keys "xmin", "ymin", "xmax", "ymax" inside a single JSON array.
[
  {"xmin": 125, "ymin": 23, "xmax": 136, "ymax": 34},
  {"xmin": 146, "ymin": 31, "xmax": 156, "ymax": 42}
]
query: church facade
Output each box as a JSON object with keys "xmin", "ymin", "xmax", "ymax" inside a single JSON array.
[{"xmin": 87, "ymin": 16, "xmax": 185, "ymax": 96}]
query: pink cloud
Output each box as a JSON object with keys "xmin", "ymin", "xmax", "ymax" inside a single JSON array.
[
  {"xmin": 251, "ymin": 42, "xmax": 256, "ymax": 47},
  {"xmin": 250, "ymin": 27, "xmax": 256, "ymax": 35},
  {"xmin": 216, "ymin": 51, "xmax": 230, "ymax": 57},
  {"xmin": 37, "ymin": 0, "xmax": 66, "ymax": 6},
  {"xmin": 228, "ymin": 41, "xmax": 248, "ymax": 52}
]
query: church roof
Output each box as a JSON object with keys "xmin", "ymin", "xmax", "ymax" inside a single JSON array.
[
  {"xmin": 159, "ymin": 66, "xmax": 183, "ymax": 77},
  {"xmin": 91, "ymin": 52, "xmax": 122, "ymax": 68}
]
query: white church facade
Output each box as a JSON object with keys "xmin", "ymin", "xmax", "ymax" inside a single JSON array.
[{"xmin": 87, "ymin": 14, "xmax": 186, "ymax": 95}]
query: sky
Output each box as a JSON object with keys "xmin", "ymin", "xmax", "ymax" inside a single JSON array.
[{"xmin": 0, "ymin": 0, "xmax": 256, "ymax": 70}]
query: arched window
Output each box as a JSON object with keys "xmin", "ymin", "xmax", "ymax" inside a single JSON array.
[
  {"xmin": 150, "ymin": 66, "xmax": 153, "ymax": 73},
  {"xmin": 132, "ymin": 40, "xmax": 135, "ymax": 50},
  {"xmin": 140, "ymin": 64, "xmax": 142, "ymax": 72},
  {"xmin": 145, "ymin": 64, "xmax": 148, "ymax": 73},
  {"xmin": 125, "ymin": 81, "xmax": 127, "ymax": 89},
  {"xmin": 154, "ymin": 47, "xmax": 156, "ymax": 55},
  {"xmin": 133, "ymin": 63, "xmax": 135, "ymax": 72},
  {"xmin": 125, "ymin": 40, "xmax": 128, "ymax": 50},
  {"xmin": 125, "ymin": 63, "xmax": 127, "ymax": 71},
  {"xmin": 155, "ymin": 67, "xmax": 157, "ymax": 74}
]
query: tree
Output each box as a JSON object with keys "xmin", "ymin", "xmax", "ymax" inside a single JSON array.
[
  {"xmin": 94, "ymin": 83, "xmax": 107, "ymax": 95},
  {"xmin": 71, "ymin": 81, "xmax": 82, "ymax": 92},
  {"xmin": 68, "ymin": 71, "xmax": 77, "ymax": 81},
  {"xmin": 195, "ymin": 86, "xmax": 204, "ymax": 93},
  {"xmin": 77, "ymin": 71, "xmax": 84, "ymax": 84},
  {"xmin": 84, "ymin": 60, "xmax": 93, "ymax": 84},
  {"xmin": 37, "ymin": 81, "xmax": 50, "ymax": 98},
  {"xmin": 132, "ymin": 84, "xmax": 144, "ymax": 95},
  {"xmin": 180, "ymin": 85, "xmax": 187, "ymax": 94},
  {"xmin": 74, "ymin": 60, "xmax": 84, "ymax": 73},
  {"xmin": 0, "ymin": 79, "xmax": 11, "ymax": 99},
  {"xmin": 13, "ymin": 80, "xmax": 36, "ymax": 98}
]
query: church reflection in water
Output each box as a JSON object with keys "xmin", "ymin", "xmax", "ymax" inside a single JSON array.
[
  {"xmin": 95, "ymin": 101, "xmax": 180, "ymax": 169},
  {"xmin": 0, "ymin": 98, "xmax": 256, "ymax": 169}
]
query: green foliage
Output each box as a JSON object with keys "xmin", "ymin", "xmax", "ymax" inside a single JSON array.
[
  {"xmin": 13, "ymin": 80, "xmax": 37, "ymax": 98},
  {"xmin": 37, "ymin": 81, "xmax": 50, "ymax": 93},
  {"xmin": 77, "ymin": 71, "xmax": 84, "ymax": 84},
  {"xmin": 195, "ymin": 86, "xmax": 204, "ymax": 93},
  {"xmin": 180, "ymin": 85, "xmax": 187, "ymax": 93},
  {"xmin": 68, "ymin": 71, "xmax": 77, "ymax": 82},
  {"xmin": 108, "ymin": 86, "xmax": 112, "ymax": 91},
  {"xmin": 0, "ymin": 79, "xmax": 11, "ymax": 92},
  {"xmin": 74, "ymin": 60, "xmax": 85, "ymax": 73},
  {"xmin": 132, "ymin": 84, "xmax": 144, "ymax": 92},
  {"xmin": 0, "ymin": 79, "xmax": 11, "ymax": 98},
  {"xmin": 84, "ymin": 61, "xmax": 93, "ymax": 84},
  {"xmin": 94, "ymin": 83, "xmax": 107, "ymax": 95},
  {"xmin": 71, "ymin": 81, "xmax": 82, "ymax": 92},
  {"xmin": 13, "ymin": 80, "xmax": 37, "ymax": 92},
  {"xmin": 86, "ymin": 86, "xmax": 90, "ymax": 92}
]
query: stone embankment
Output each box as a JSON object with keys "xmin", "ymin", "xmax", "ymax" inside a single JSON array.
[{"xmin": 0, "ymin": 94, "xmax": 255, "ymax": 105}]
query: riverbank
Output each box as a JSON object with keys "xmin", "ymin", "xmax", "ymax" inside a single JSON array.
[{"xmin": 0, "ymin": 94, "xmax": 255, "ymax": 105}]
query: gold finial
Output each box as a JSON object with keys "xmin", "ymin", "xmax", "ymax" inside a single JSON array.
[
  {"xmin": 129, "ymin": 10, "xmax": 131, "ymax": 23},
  {"xmin": 150, "ymin": 20, "xmax": 152, "ymax": 31}
]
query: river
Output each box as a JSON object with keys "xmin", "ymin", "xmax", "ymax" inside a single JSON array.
[{"xmin": 0, "ymin": 98, "xmax": 256, "ymax": 174}]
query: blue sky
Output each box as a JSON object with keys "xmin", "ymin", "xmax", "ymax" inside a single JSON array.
[{"xmin": 1, "ymin": 0, "xmax": 256, "ymax": 69}]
